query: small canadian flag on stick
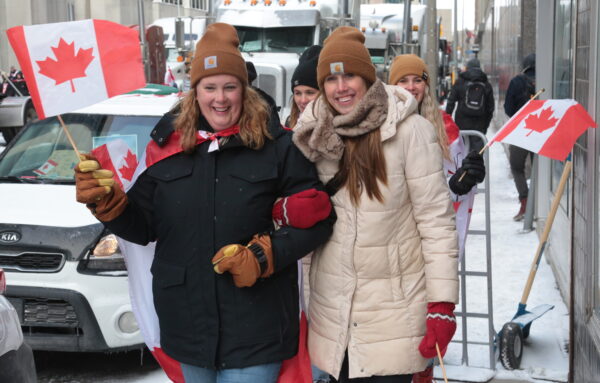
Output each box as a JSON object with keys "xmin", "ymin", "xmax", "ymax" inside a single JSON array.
[
  {"xmin": 6, "ymin": 19, "xmax": 145, "ymax": 120},
  {"xmin": 489, "ymin": 99, "xmax": 597, "ymax": 161}
]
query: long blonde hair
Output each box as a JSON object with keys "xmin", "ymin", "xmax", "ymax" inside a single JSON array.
[
  {"xmin": 174, "ymin": 84, "xmax": 271, "ymax": 153},
  {"xmin": 419, "ymin": 85, "xmax": 450, "ymax": 160},
  {"xmin": 288, "ymin": 100, "xmax": 301, "ymax": 129}
]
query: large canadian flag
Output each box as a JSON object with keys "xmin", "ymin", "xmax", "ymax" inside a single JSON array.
[
  {"xmin": 490, "ymin": 99, "xmax": 597, "ymax": 160},
  {"xmin": 6, "ymin": 19, "xmax": 145, "ymax": 120}
]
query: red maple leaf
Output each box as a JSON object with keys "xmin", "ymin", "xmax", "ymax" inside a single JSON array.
[
  {"xmin": 524, "ymin": 107, "xmax": 559, "ymax": 136},
  {"xmin": 118, "ymin": 150, "xmax": 138, "ymax": 181},
  {"xmin": 36, "ymin": 38, "xmax": 94, "ymax": 93}
]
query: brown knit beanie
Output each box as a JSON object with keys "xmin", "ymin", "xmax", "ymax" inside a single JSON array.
[
  {"xmin": 317, "ymin": 26, "xmax": 376, "ymax": 89},
  {"xmin": 190, "ymin": 23, "xmax": 248, "ymax": 86},
  {"xmin": 389, "ymin": 54, "xmax": 429, "ymax": 86}
]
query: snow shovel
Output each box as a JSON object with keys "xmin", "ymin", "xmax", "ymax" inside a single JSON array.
[{"xmin": 498, "ymin": 156, "xmax": 572, "ymax": 370}]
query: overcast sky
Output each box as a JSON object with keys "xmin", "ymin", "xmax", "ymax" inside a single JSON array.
[{"xmin": 437, "ymin": 0, "xmax": 476, "ymax": 30}]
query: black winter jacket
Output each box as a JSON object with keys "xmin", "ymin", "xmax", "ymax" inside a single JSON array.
[
  {"xmin": 445, "ymin": 68, "xmax": 495, "ymax": 133},
  {"xmin": 104, "ymin": 114, "xmax": 334, "ymax": 369},
  {"xmin": 504, "ymin": 68, "xmax": 535, "ymax": 117}
]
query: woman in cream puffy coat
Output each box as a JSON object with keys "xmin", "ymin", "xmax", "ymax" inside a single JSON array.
[{"xmin": 292, "ymin": 27, "xmax": 459, "ymax": 382}]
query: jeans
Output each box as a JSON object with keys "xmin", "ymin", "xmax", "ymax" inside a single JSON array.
[
  {"xmin": 180, "ymin": 362, "xmax": 282, "ymax": 383},
  {"xmin": 509, "ymin": 144, "xmax": 534, "ymax": 199}
]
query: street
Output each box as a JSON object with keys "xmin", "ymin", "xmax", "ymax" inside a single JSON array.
[{"xmin": 34, "ymin": 349, "xmax": 164, "ymax": 383}]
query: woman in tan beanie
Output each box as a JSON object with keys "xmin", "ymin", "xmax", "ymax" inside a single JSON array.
[
  {"xmin": 389, "ymin": 54, "xmax": 485, "ymax": 383},
  {"xmin": 293, "ymin": 27, "xmax": 459, "ymax": 382},
  {"xmin": 75, "ymin": 22, "xmax": 335, "ymax": 383}
]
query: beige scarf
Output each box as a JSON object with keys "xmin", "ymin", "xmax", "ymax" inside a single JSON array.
[{"xmin": 293, "ymin": 79, "xmax": 389, "ymax": 162}]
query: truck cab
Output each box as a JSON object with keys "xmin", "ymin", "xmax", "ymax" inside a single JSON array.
[{"xmin": 216, "ymin": 0, "xmax": 359, "ymax": 122}]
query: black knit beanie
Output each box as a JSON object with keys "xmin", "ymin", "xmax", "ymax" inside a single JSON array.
[{"xmin": 291, "ymin": 45, "xmax": 322, "ymax": 91}]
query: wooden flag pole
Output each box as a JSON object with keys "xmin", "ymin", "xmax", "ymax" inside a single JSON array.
[
  {"xmin": 57, "ymin": 115, "xmax": 82, "ymax": 159},
  {"xmin": 435, "ymin": 343, "xmax": 449, "ymax": 383},
  {"xmin": 456, "ymin": 88, "xmax": 546, "ymax": 182}
]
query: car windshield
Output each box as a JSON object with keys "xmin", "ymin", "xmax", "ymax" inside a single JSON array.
[
  {"xmin": 0, "ymin": 114, "xmax": 160, "ymax": 183},
  {"xmin": 236, "ymin": 26, "xmax": 314, "ymax": 54}
]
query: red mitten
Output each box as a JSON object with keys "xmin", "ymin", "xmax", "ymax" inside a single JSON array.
[
  {"xmin": 419, "ymin": 302, "xmax": 457, "ymax": 358},
  {"xmin": 272, "ymin": 188, "xmax": 332, "ymax": 229}
]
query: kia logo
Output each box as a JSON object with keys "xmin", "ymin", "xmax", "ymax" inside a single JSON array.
[{"xmin": 0, "ymin": 231, "xmax": 21, "ymax": 244}]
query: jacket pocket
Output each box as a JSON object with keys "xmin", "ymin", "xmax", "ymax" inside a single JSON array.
[
  {"xmin": 151, "ymin": 260, "xmax": 186, "ymax": 288},
  {"xmin": 146, "ymin": 154, "xmax": 194, "ymax": 182},
  {"xmin": 150, "ymin": 260, "xmax": 194, "ymax": 342},
  {"xmin": 229, "ymin": 166, "xmax": 278, "ymax": 183},
  {"xmin": 387, "ymin": 245, "xmax": 406, "ymax": 302}
]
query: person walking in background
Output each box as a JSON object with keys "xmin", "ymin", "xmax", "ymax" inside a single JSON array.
[
  {"xmin": 389, "ymin": 53, "xmax": 485, "ymax": 383},
  {"xmin": 293, "ymin": 27, "xmax": 459, "ymax": 383},
  {"xmin": 445, "ymin": 58, "xmax": 494, "ymax": 153},
  {"xmin": 504, "ymin": 53, "xmax": 536, "ymax": 221},
  {"xmin": 286, "ymin": 45, "xmax": 322, "ymax": 129},
  {"xmin": 74, "ymin": 22, "xmax": 334, "ymax": 383}
]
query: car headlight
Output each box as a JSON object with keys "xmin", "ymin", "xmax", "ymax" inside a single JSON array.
[{"xmin": 80, "ymin": 234, "xmax": 127, "ymax": 275}]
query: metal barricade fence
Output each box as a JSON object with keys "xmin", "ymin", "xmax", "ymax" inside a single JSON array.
[{"xmin": 453, "ymin": 130, "xmax": 495, "ymax": 370}]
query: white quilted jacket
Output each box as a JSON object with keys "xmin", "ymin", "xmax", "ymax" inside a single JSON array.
[{"xmin": 300, "ymin": 85, "xmax": 459, "ymax": 379}]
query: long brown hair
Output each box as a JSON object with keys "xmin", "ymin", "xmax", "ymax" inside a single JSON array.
[
  {"xmin": 288, "ymin": 100, "xmax": 301, "ymax": 129},
  {"xmin": 174, "ymin": 83, "xmax": 271, "ymax": 153},
  {"xmin": 328, "ymin": 120, "xmax": 388, "ymax": 206}
]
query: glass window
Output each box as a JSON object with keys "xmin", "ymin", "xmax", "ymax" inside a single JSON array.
[
  {"xmin": 0, "ymin": 114, "xmax": 159, "ymax": 182},
  {"xmin": 551, "ymin": 0, "xmax": 573, "ymax": 210},
  {"xmin": 236, "ymin": 26, "xmax": 315, "ymax": 54}
]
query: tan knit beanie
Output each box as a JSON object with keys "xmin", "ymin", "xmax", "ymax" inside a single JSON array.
[
  {"xmin": 190, "ymin": 23, "xmax": 248, "ymax": 86},
  {"xmin": 317, "ymin": 26, "xmax": 376, "ymax": 89},
  {"xmin": 389, "ymin": 54, "xmax": 429, "ymax": 86}
]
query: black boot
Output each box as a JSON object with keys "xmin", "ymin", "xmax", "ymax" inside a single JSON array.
[{"xmin": 513, "ymin": 198, "xmax": 527, "ymax": 221}]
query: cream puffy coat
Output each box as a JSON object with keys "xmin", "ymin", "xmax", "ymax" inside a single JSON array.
[{"xmin": 297, "ymin": 85, "xmax": 459, "ymax": 379}]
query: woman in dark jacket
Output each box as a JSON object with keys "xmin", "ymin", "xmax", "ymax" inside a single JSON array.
[{"xmin": 74, "ymin": 22, "xmax": 334, "ymax": 383}]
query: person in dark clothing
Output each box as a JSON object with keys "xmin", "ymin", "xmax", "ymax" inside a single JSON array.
[
  {"xmin": 246, "ymin": 60, "xmax": 279, "ymax": 113},
  {"xmin": 74, "ymin": 22, "xmax": 334, "ymax": 383},
  {"xmin": 445, "ymin": 58, "xmax": 495, "ymax": 153},
  {"xmin": 504, "ymin": 53, "xmax": 536, "ymax": 221}
]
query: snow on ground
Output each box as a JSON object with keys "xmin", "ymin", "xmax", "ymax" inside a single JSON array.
[{"xmin": 436, "ymin": 132, "xmax": 569, "ymax": 382}]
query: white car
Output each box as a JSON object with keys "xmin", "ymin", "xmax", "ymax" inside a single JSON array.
[{"xmin": 0, "ymin": 85, "xmax": 180, "ymax": 352}]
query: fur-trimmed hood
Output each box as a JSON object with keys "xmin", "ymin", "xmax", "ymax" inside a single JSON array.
[{"xmin": 292, "ymin": 80, "xmax": 419, "ymax": 162}]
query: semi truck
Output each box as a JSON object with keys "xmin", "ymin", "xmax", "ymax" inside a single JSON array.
[
  {"xmin": 214, "ymin": 0, "xmax": 360, "ymax": 120},
  {"xmin": 359, "ymin": 2, "xmax": 452, "ymax": 101}
]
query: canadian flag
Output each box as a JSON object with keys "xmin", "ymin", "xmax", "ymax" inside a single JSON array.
[
  {"xmin": 442, "ymin": 111, "xmax": 475, "ymax": 260},
  {"xmin": 490, "ymin": 99, "xmax": 597, "ymax": 160},
  {"xmin": 6, "ymin": 19, "xmax": 145, "ymax": 120}
]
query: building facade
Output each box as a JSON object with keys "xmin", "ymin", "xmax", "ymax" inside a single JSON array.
[
  {"xmin": 0, "ymin": 0, "xmax": 207, "ymax": 70},
  {"xmin": 478, "ymin": 0, "xmax": 600, "ymax": 380}
]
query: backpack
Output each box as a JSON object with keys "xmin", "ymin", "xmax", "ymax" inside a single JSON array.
[{"xmin": 462, "ymin": 81, "xmax": 487, "ymax": 116}]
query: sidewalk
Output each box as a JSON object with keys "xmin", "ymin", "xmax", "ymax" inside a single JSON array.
[{"xmin": 434, "ymin": 131, "xmax": 569, "ymax": 382}]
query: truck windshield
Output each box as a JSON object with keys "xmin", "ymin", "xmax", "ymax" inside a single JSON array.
[
  {"xmin": 236, "ymin": 26, "xmax": 314, "ymax": 54},
  {"xmin": 0, "ymin": 114, "xmax": 159, "ymax": 183}
]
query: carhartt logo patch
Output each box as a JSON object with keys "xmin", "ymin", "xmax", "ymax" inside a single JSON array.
[
  {"xmin": 330, "ymin": 62, "xmax": 344, "ymax": 74},
  {"xmin": 205, "ymin": 56, "xmax": 217, "ymax": 69}
]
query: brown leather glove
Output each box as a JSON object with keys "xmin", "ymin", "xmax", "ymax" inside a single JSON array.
[
  {"xmin": 75, "ymin": 154, "xmax": 128, "ymax": 222},
  {"xmin": 212, "ymin": 234, "xmax": 274, "ymax": 288}
]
